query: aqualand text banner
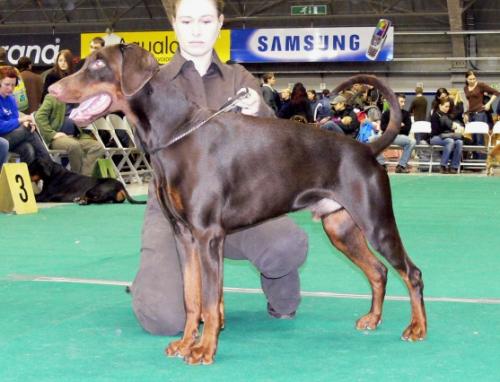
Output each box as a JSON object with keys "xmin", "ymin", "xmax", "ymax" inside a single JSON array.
[
  {"xmin": 81, "ymin": 31, "xmax": 231, "ymax": 64},
  {"xmin": 230, "ymin": 27, "xmax": 394, "ymax": 63}
]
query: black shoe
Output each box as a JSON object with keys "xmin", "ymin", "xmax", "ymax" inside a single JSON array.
[
  {"xmin": 267, "ymin": 303, "xmax": 296, "ymax": 319},
  {"xmin": 395, "ymin": 165, "xmax": 410, "ymax": 174},
  {"xmin": 449, "ymin": 167, "xmax": 459, "ymax": 174},
  {"xmin": 440, "ymin": 166, "xmax": 449, "ymax": 174}
]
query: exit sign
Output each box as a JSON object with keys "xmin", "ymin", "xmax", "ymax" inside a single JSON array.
[{"xmin": 291, "ymin": 5, "xmax": 327, "ymax": 16}]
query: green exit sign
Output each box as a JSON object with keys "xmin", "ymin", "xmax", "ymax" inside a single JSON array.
[{"xmin": 291, "ymin": 5, "xmax": 327, "ymax": 16}]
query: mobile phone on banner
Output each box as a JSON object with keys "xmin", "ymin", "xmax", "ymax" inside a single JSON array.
[{"xmin": 366, "ymin": 19, "xmax": 391, "ymax": 61}]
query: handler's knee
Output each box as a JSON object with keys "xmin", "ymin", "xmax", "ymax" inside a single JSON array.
[
  {"xmin": 132, "ymin": 293, "xmax": 185, "ymax": 336},
  {"xmin": 259, "ymin": 223, "xmax": 308, "ymax": 279}
]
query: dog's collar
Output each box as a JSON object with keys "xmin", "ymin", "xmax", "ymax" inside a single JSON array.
[{"xmin": 145, "ymin": 88, "xmax": 250, "ymax": 155}]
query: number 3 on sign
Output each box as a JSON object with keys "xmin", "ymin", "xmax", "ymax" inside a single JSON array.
[{"xmin": 0, "ymin": 163, "xmax": 38, "ymax": 214}]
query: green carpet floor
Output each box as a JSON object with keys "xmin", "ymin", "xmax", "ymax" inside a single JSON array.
[{"xmin": 1, "ymin": 175, "xmax": 499, "ymax": 381}]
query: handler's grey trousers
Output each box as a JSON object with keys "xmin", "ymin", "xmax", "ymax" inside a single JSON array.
[{"xmin": 131, "ymin": 184, "xmax": 308, "ymax": 335}]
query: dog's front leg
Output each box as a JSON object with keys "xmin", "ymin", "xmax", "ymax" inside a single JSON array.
[
  {"xmin": 184, "ymin": 229, "xmax": 225, "ymax": 365},
  {"xmin": 165, "ymin": 225, "xmax": 203, "ymax": 359}
]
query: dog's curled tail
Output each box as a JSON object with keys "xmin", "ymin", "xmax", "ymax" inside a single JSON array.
[{"xmin": 332, "ymin": 74, "xmax": 401, "ymax": 156}]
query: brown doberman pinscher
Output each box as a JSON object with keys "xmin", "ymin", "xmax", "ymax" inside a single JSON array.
[{"xmin": 49, "ymin": 44, "xmax": 427, "ymax": 365}]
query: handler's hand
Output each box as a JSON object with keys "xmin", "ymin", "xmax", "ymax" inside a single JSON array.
[{"xmin": 234, "ymin": 87, "xmax": 261, "ymax": 116}]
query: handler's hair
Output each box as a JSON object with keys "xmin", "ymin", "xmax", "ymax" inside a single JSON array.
[
  {"xmin": 0, "ymin": 65, "xmax": 19, "ymax": 83},
  {"xmin": 163, "ymin": 0, "xmax": 225, "ymax": 23}
]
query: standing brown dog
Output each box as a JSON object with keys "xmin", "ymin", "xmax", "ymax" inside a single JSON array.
[{"xmin": 49, "ymin": 44, "xmax": 427, "ymax": 364}]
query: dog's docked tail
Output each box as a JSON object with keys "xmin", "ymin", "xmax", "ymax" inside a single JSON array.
[
  {"xmin": 332, "ymin": 74, "xmax": 401, "ymax": 157},
  {"xmin": 119, "ymin": 188, "xmax": 147, "ymax": 204}
]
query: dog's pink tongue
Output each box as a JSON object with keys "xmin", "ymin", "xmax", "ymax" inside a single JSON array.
[{"xmin": 69, "ymin": 94, "xmax": 112, "ymax": 124}]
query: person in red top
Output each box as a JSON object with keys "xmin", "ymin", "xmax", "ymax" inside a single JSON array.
[
  {"xmin": 464, "ymin": 70, "xmax": 499, "ymax": 124},
  {"xmin": 463, "ymin": 70, "xmax": 499, "ymax": 156}
]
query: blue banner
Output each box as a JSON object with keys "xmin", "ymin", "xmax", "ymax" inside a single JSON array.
[{"xmin": 230, "ymin": 26, "xmax": 394, "ymax": 63}]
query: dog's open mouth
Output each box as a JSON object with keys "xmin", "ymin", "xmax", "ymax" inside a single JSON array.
[{"xmin": 69, "ymin": 93, "xmax": 112, "ymax": 126}]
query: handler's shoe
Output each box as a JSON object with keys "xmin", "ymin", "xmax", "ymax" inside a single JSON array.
[{"xmin": 267, "ymin": 303, "xmax": 296, "ymax": 319}]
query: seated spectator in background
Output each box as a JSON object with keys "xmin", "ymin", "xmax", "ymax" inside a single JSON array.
[
  {"xmin": 307, "ymin": 89, "xmax": 320, "ymax": 120},
  {"xmin": 321, "ymin": 95, "xmax": 360, "ymax": 137},
  {"xmin": 410, "ymin": 86, "xmax": 428, "ymax": 122},
  {"xmin": 17, "ymin": 56, "xmax": 43, "ymax": 114},
  {"xmin": 345, "ymin": 83, "xmax": 369, "ymax": 110},
  {"xmin": 378, "ymin": 94, "xmax": 416, "ymax": 173},
  {"xmin": 315, "ymin": 89, "xmax": 333, "ymax": 122},
  {"xmin": 36, "ymin": 94, "xmax": 104, "ymax": 176},
  {"xmin": 0, "ymin": 66, "xmax": 49, "ymax": 164},
  {"xmin": 261, "ymin": 72, "xmax": 281, "ymax": 115},
  {"xmin": 448, "ymin": 88, "xmax": 465, "ymax": 126},
  {"xmin": 0, "ymin": 137, "xmax": 8, "ymax": 167},
  {"xmin": 278, "ymin": 82, "xmax": 313, "ymax": 122},
  {"xmin": 75, "ymin": 36, "xmax": 105, "ymax": 71},
  {"xmin": 430, "ymin": 97, "xmax": 463, "ymax": 174},
  {"xmin": 42, "ymin": 49, "xmax": 74, "ymax": 101},
  {"xmin": 431, "ymin": 87, "xmax": 451, "ymax": 116},
  {"xmin": 279, "ymin": 88, "xmax": 290, "ymax": 110}
]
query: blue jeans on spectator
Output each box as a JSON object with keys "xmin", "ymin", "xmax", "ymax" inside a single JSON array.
[
  {"xmin": 469, "ymin": 111, "xmax": 489, "ymax": 159},
  {"xmin": 0, "ymin": 137, "xmax": 8, "ymax": 167},
  {"xmin": 372, "ymin": 134, "xmax": 416, "ymax": 168},
  {"xmin": 430, "ymin": 135, "xmax": 463, "ymax": 169},
  {"xmin": 0, "ymin": 126, "xmax": 49, "ymax": 164},
  {"xmin": 321, "ymin": 121, "xmax": 344, "ymax": 134}
]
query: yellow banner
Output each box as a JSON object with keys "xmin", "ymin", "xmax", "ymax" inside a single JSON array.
[{"xmin": 81, "ymin": 30, "xmax": 230, "ymax": 65}]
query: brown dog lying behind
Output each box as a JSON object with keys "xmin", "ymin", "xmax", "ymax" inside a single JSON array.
[{"xmin": 28, "ymin": 157, "xmax": 146, "ymax": 205}]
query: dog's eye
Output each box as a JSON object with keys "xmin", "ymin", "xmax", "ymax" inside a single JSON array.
[{"xmin": 89, "ymin": 59, "xmax": 106, "ymax": 70}]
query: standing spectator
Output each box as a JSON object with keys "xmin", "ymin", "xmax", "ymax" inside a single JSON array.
[
  {"xmin": 75, "ymin": 36, "xmax": 105, "ymax": 71},
  {"xmin": 379, "ymin": 94, "xmax": 416, "ymax": 173},
  {"xmin": 278, "ymin": 82, "xmax": 313, "ymax": 122},
  {"xmin": 0, "ymin": 66, "xmax": 49, "ymax": 164},
  {"xmin": 35, "ymin": 95, "xmax": 104, "ymax": 176},
  {"xmin": 321, "ymin": 95, "xmax": 360, "ymax": 137},
  {"xmin": 17, "ymin": 56, "xmax": 43, "ymax": 114},
  {"xmin": 430, "ymin": 97, "xmax": 463, "ymax": 174},
  {"xmin": 464, "ymin": 70, "xmax": 499, "ymax": 125},
  {"xmin": 0, "ymin": 137, "xmax": 8, "ymax": 167},
  {"xmin": 463, "ymin": 70, "xmax": 499, "ymax": 158},
  {"xmin": 409, "ymin": 86, "xmax": 428, "ymax": 122},
  {"xmin": 42, "ymin": 49, "xmax": 74, "ymax": 101},
  {"xmin": 261, "ymin": 72, "xmax": 281, "ymax": 115}
]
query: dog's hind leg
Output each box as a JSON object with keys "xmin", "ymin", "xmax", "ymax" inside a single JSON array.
[{"xmin": 322, "ymin": 209, "xmax": 388, "ymax": 331}]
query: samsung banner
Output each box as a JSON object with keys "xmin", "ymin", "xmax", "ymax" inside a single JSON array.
[{"xmin": 230, "ymin": 25, "xmax": 394, "ymax": 63}]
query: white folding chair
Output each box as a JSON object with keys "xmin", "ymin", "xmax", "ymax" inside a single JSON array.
[
  {"xmin": 489, "ymin": 121, "xmax": 500, "ymax": 148},
  {"xmin": 122, "ymin": 116, "xmax": 153, "ymax": 179},
  {"xmin": 90, "ymin": 117, "xmax": 141, "ymax": 184},
  {"xmin": 461, "ymin": 121, "xmax": 489, "ymax": 171},
  {"xmin": 107, "ymin": 115, "xmax": 152, "ymax": 182},
  {"xmin": 408, "ymin": 121, "xmax": 437, "ymax": 173}
]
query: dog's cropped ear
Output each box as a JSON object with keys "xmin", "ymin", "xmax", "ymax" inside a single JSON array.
[{"xmin": 120, "ymin": 44, "xmax": 159, "ymax": 97}]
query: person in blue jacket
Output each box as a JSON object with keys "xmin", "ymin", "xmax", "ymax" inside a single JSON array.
[{"xmin": 0, "ymin": 65, "xmax": 49, "ymax": 164}]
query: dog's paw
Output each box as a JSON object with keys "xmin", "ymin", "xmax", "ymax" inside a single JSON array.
[
  {"xmin": 355, "ymin": 313, "xmax": 382, "ymax": 331},
  {"xmin": 184, "ymin": 343, "xmax": 216, "ymax": 365},
  {"xmin": 401, "ymin": 321, "xmax": 426, "ymax": 342},
  {"xmin": 165, "ymin": 339, "xmax": 193, "ymax": 359}
]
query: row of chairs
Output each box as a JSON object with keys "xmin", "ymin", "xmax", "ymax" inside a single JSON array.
[
  {"xmin": 386, "ymin": 120, "xmax": 500, "ymax": 173},
  {"xmin": 86, "ymin": 115, "xmax": 153, "ymax": 184},
  {"xmin": 34, "ymin": 115, "xmax": 152, "ymax": 184}
]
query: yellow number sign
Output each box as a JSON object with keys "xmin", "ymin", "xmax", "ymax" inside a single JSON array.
[{"xmin": 0, "ymin": 163, "xmax": 38, "ymax": 214}]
